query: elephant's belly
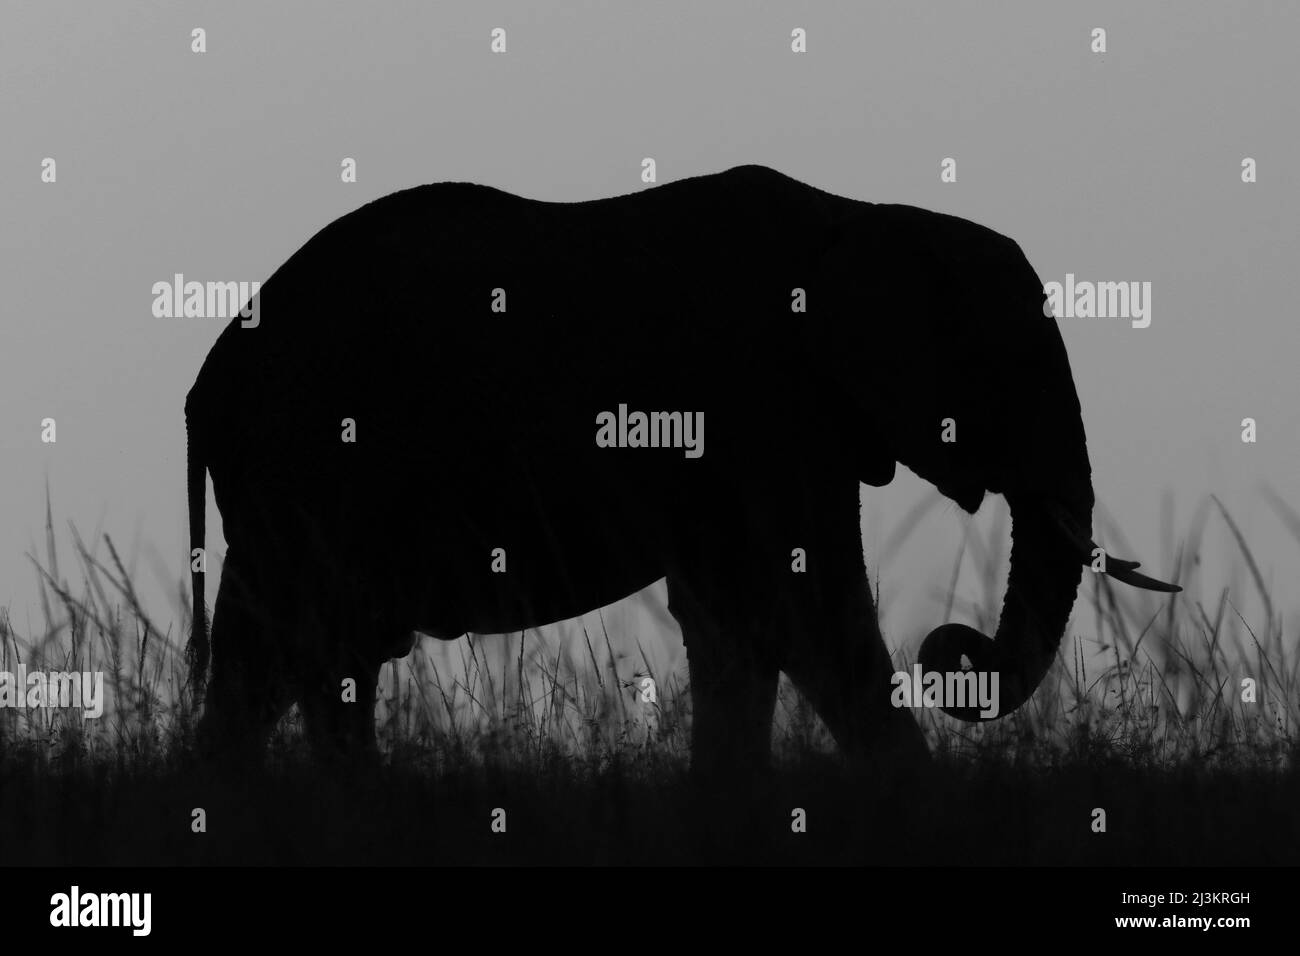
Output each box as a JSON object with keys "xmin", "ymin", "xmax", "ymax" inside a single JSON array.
[
  {"xmin": 377, "ymin": 458, "xmax": 684, "ymax": 638},
  {"xmin": 414, "ymin": 565, "xmax": 665, "ymax": 640}
]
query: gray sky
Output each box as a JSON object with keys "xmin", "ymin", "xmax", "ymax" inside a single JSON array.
[{"xmin": 1, "ymin": 1, "xmax": 1296, "ymax": 665}]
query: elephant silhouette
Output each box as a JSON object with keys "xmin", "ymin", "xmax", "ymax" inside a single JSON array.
[{"xmin": 184, "ymin": 164, "xmax": 1178, "ymax": 769}]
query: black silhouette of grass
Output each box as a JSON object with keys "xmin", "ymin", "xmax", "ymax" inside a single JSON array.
[{"xmin": 0, "ymin": 490, "xmax": 1295, "ymax": 865}]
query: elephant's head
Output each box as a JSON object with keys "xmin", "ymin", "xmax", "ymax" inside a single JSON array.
[{"xmin": 809, "ymin": 204, "xmax": 1179, "ymax": 720}]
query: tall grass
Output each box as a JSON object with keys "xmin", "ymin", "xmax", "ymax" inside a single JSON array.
[{"xmin": 2, "ymin": 489, "xmax": 1295, "ymax": 775}]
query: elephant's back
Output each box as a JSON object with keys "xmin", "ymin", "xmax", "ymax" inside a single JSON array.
[
  {"xmin": 190, "ymin": 167, "xmax": 834, "ymax": 458},
  {"xmin": 186, "ymin": 166, "xmax": 853, "ymax": 564}
]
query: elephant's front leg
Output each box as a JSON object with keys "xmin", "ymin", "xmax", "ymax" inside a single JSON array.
[
  {"xmin": 780, "ymin": 575, "xmax": 930, "ymax": 769},
  {"xmin": 774, "ymin": 480, "xmax": 930, "ymax": 769}
]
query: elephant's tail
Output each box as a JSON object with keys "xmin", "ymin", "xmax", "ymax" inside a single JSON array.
[{"xmin": 185, "ymin": 414, "xmax": 210, "ymax": 703}]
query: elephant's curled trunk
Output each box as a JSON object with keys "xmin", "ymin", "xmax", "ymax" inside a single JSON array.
[
  {"xmin": 918, "ymin": 485, "xmax": 1181, "ymax": 720},
  {"xmin": 917, "ymin": 493, "xmax": 1088, "ymax": 720}
]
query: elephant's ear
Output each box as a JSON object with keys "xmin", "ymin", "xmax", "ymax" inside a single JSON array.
[
  {"xmin": 837, "ymin": 392, "xmax": 898, "ymax": 487},
  {"xmin": 796, "ymin": 205, "xmax": 947, "ymax": 489},
  {"xmin": 806, "ymin": 371, "xmax": 898, "ymax": 487}
]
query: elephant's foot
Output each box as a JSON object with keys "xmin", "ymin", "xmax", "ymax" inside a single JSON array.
[
  {"xmin": 687, "ymin": 693, "xmax": 779, "ymax": 790},
  {"xmin": 845, "ymin": 704, "xmax": 933, "ymax": 778}
]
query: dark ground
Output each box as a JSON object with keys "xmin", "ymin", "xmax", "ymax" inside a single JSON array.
[{"xmin": 2, "ymin": 747, "xmax": 1296, "ymax": 866}]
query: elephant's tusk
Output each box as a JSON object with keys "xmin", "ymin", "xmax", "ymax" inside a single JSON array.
[
  {"xmin": 1101, "ymin": 556, "xmax": 1141, "ymax": 572},
  {"xmin": 1103, "ymin": 564, "xmax": 1183, "ymax": 593},
  {"xmin": 1048, "ymin": 504, "xmax": 1181, "ymax": 592}
]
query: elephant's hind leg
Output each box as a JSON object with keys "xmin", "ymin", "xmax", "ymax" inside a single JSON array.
[
  {"xmin": 667, "ymin": 573, "xmax": 780, "ymax": 780},
  {"xmin": 196, "ymin": 548, "xmax": 296, "ymax": 764},
  {"xmin": 298, "ymin": 655, "xmax": 382, "ymax": 764},
  {"xmin": 295, "ymin": 598, "xmax": 396, "ymax": 763}
]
